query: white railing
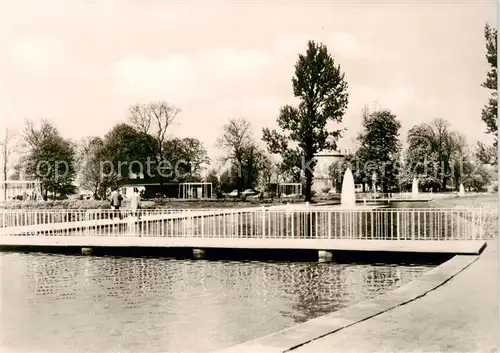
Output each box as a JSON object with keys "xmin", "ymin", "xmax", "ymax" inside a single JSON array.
[
  {"xmin": 355, "ymin": 192, "xmax": 434, "ymax": 200},
  {"xmin": 0, "ymin": 207, "xmax": 495, "ymax": 241},
  {"xmin": 0, "ymin": 208, "xmax": 184, "ymax": 228},
  {"xmin": 451, "ymin": 204, "xmax": 498, "ymax": 240}
]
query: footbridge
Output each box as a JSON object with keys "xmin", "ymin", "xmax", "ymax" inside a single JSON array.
[{"xmin": 0, "ymin": 204, "xmax": 494, "ymax": 256}]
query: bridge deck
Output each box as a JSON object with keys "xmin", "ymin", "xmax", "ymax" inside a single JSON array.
[
  {"xmin": 0, "ymin": 236, "xmax": 486, "ymax": 255},
  {"xmin": 0, "ymin": 205, "xmax": 490, "ymax": 256}
]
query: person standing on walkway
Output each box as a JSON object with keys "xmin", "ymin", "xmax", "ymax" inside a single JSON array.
[
  {"xmin": 130, "ymin": 188, "xmax": 141, "ymax": 220},
  {"xmin": 110, "ymin": 188, "xmax": 123, "ymax": 220}
]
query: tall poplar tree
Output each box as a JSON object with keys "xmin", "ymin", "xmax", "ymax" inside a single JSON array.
[{"xmin": 263, "ymin": 40, "xmax": 349, "ymax": 201}]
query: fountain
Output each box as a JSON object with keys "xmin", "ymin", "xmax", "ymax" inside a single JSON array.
[
  {"xmin": 340, "ymin": 168, "xmax": 356, "ymax": 208},
  {"xmin": 458, "ymin": 183, "xmax": 465, "ymax": 197},
  {"xmin": 412, "ymin": 178, "xmax": 419, "ymax": 198}
]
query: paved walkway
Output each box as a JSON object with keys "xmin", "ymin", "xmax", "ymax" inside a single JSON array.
[{"xmin": 292, "ymin": 240, "xmax": 499, "ymax": 353}]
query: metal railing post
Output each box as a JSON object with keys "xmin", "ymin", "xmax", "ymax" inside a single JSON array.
[
  {"xmin": 201, "ymin": 213, "xmax": 204, "ymax": 238},
  {"xmin": 370, "ymin": 211, "xmax": 373, "ymax": 240},
  {"xmin": 396, "ymin": 210, "xmax": 400, "ymax": 240},
  {"xmin": 328, "ymin": 211, "xmax": 331, "ymax": 239},
  {"xmin": 262, "ymin": 207, "xmax": 266, "ymax": 238}
]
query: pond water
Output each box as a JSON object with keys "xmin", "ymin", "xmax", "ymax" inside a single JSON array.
[
  {"xmin": 2, "ymin": 202, "xmax": 448, "ymax": 352},
  {"xmin": 1, "ymin": 252, "xmax": 435, "ymax": 353}
]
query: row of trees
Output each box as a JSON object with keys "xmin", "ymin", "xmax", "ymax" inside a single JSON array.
[
  {"xmin": 329, "ymin": 112, "xmax": 494, "ymax": 193},
  {"xmin": 2, "ymin": 23, "xmax": 496, "ymax": 200},
  {"xmin": 260, "ymin": 32, "xmax": 496, "ymax": 198},
  {"xmin": 12, "ymin": 102, "xmax": 209, "ymax": 200},
  {"xmin": 8, "ymin": 108, "xmax": 277, "ymax": 201}
]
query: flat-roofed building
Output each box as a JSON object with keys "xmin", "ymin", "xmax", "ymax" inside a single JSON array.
[{"xmin": 0, "ymin": 180, "xmax": 43, "ymax": 201}]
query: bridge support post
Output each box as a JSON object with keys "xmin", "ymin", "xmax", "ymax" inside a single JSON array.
[
  {"xmin": 192, "ymin": 248, "xmax": 206, "ymax": 259},
  {"xmin": 81, "ymin": 247, "xmax": 93, "ymax": 256},
  {"xmin": 126, "ymin": 216, "xmax": 136, "ymax": 234},
  {"xmin": 318, "ymin": 250, "xmax": 333, "ymax": 262}
]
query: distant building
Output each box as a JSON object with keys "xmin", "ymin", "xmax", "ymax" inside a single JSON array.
[
  {"xmin": 312, "ymin": 149, "xmax": 350, "ymax": 193},
  {"xmin": 0, "ymin": 180, "xmax": 43, "ymax": 201},
  {"xmin": 121, "ymin": 177, "xmax": 181, "ymax": 199},
  {"xmin": 268, "ymin": 182, "xmax": 302, "ymax": 196}
]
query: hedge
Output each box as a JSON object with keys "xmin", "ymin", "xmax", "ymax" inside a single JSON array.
[{"xmin": 0, "ymin": 197, "xmax": 306, "ymax": 210}]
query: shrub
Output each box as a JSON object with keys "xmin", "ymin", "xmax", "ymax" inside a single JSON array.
[
  {"xmin": 0, "ymin": 196, "xmax": 310, "ymax": 210},
  {"xmin": 137, "ymin": 201, "xmax": 156, "ymax": 209}
]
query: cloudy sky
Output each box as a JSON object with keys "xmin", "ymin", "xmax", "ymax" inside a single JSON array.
[{"xmin": 1, "ymin": 0, "xmax": 496, "ymax": 161}]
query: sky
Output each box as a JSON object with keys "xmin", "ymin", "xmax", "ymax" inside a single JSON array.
[{"xmin": 0, "ymin": 0, "xmax": 497, "ymax": 164}]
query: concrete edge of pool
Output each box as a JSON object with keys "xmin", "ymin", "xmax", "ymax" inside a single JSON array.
[{"xmin": 213, "ymin": 246, "xmax": 485, "ymax": 353}]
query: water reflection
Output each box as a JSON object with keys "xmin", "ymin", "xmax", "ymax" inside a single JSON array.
[{"xmin": 2, "ymin": 252, "xmax": 433, "ymax": 353}]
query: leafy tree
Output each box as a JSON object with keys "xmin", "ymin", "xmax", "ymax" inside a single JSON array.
[
  {"xmin": 475, "ymin": 141, "xmax": 497, "ymax": 165},
  {"xmin": 76, "ymin": 137, "xmax": 106, "ymax": 199},
  {"xmin": 481, "ymin": 23, "xmax": 497, "ymax": 147},
  {"xmin": 217, "ymin": 118, "xmax": 253, "ymax": 195},
  {"xmin": 277, "ymin": 149, "xmax": 303, "ymax": 184},
  {"xmin": 22, "ymin": 120, "xmax": 76, "ymax": 200},
  {"xmin": 214, "ymin": 142, "xmax": 267, "ymax": 194},
  {"xmin": 406, "ymin": 118, "xmax": 462, "ymax": 191},
  {"xmin": 356, "ymin": 109, "xmax": 402, "ymax": 192},
  {"xmin": 163, "ymin": 137, "xmax": 209, "ymax": 182},
  {"xmin": 451, "ymin": 134, "xmax": 473, "ymax": 190},
  {"xmin": 218, "ymin": 169, "xmax": 238, "ymax": 194},
  {"xmin": 263, "ymin": 40, "xmax": 349, "ymax": 201},
  {"xmin": 128, "ymin": 101, "xmax": 181, "ymax": 189},
  {"xmin": 465, "ymin": 167, "xmax": 492, "ymax": 191},
  {"xmin": 460, "ymin": 141, "xmax": 497, "ymax": 191},
  {"xmin": 259, "ymin": 154, "xmax": 274, "ymax": 192},
  {"xmin": 403, "ymin": 125, "xmax": 440, "ymax": 191},
  {"xmin": 461, "ymin": 148, "xmax": 493, "ymax": 192},
  {"xmin": 240, "ymin": 144, "xmax": 266, "ymax": 191},
  {"xmin": 205, "ymin": 169, "xmax": 222, "ymax": 197},
  {"xmin": 217, "ymin": 141, "xmax": 266, "ymax": 193},
  {"xmin": 9, "ymin": 164, "xmax": 22, "ymax": 181},
  {"xmin": 397, "ymin": 160, "xmax": 415, "ymax": 191},
  {"xmin": 328, "ymin": 157, "xmax": 347, "ymax": 193},
  {"xmin": 101, "ymin": 123, "xmax": 153, "ymax": 191}
]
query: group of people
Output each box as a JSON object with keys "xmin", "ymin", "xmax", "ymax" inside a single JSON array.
[{"xmin": 109, "ymin": 188, "xmax": 141, "ymax": 220}]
